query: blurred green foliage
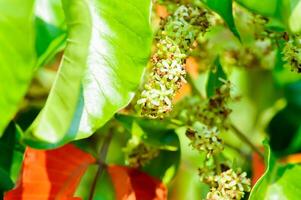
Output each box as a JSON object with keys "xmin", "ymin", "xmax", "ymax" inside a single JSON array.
[{"xmin": 1, "ymin": 0, "xmax": 301, "ymax": 199}]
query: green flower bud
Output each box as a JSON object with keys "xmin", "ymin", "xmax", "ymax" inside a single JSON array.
[
  {"xmin": 124, "ymin": 142, "xmax": 160, "ymax": 168},
  {"xmin": 282, "ymin": 37, "xmax": 301, "ymax": 73},
  {"xmin": 186, "ymin": 126, "xmax": 224, "ymax": 158}
]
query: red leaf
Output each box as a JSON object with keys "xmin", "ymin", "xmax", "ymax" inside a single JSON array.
[
  {"xmin": 107, "ymin": 165, "xmax": 167, "ymax": 200},
  {"xmin": 252, "ymin": 151, "xmax": 265, "ymax": 185},
  {"xmin": 4, "ymin": 144, "xmax": 95, "ymax": 200}
]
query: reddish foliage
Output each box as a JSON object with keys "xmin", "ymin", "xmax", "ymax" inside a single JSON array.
[
  {"xmin": 4, "ymin": 144, "xmax": 95, "ymax": 200},
  {"xmin": 108, "ymin": 165, "xmax": 167, "ymax": 200},
  {"xmin": 281, "ymin": 153, "xmax": 301, "ymax": 164},
  {"xmin": 252, "ymin": 149, "xmax": 301, "ymax": 185},
  {"xmin": 252, "ymin": 152, "xmax": 265, "ymax": 185},
  {"xmin": 155, "ymin": 5, "xmax": 169, "ymax": 19}
]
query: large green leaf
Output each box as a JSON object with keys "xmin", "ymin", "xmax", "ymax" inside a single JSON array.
[
  {"xmin": 204, "ymin": 0, "xmax": 241, "ymax": 40},
  {"xmin": 25, "ymin": 0, "xmax": 153, "ymax": 148},
  {"xmin": 0, "ymin": 0, "xmax": 36, "ymax": 137},
  {"xmin": 249, "ymin": 141, "xmax": 301, "ymax": 199}
]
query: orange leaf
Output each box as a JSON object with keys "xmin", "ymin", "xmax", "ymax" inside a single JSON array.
[
  {"xmin": 155, "ymin": 5, "xmax": 169, "ymax": 19},
  {"xmin": 281, "ymin": 153, "xmax": 301, "ymax": 164},
  {"xmin": 185, "ymin": 57, "xmax": 199, "ymax": 79},
  {"xmin": 252, "ymin": 151, "xmax": 265, "ymax": 186},
  {"xmin": 108, "ymin": 165, "xmax": 167, "ymax": 200},
  {"xmin": 4, "ymin": 144, "xmax": 95, "ymax": 200}
]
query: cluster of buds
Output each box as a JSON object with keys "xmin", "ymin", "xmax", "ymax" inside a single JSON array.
[
  {"xmin": 137, "ymin": 38, "xmax": 186, "ymax": 118},
  {"xmin": 162, "ymin": 5, "xmax": 211, "ymax": 52},
  {"xmin": 137, "ymin": 5, "xmax": 212, "ymax": 118},
  {"xmin": 124, "ymin": 142, "xmax": 160, "ymax": 168},
  {"xmin": 186, "ymin": 126, "xmax": 223, "ymax": 158},
  {"xmin": 176, "ymin": 81, "xmax": 232, "ymax": 129},
  {"xmin": 223, "ymin": 39, "xmax": 274, "ymax": 70},
  {"xmin": 206, "ymin": 169, "xmax": 251, "ymax": 200},
  {"xmin": 251, "ymin": 14, "xmax": 270, "ymax": 41},
  {"xmin": 282, "ymin": 36, "xmax": 301, "ymax": 73},
  {"xmin": 202, "ymin": 81, "xmax": 232, "ymax": 129}
]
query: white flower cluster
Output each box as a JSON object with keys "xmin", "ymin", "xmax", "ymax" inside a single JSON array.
[
  {"xmin": 163, "ymin": 5, "xmax": 211, "ymax": 52},
  {"xmin": 137, "ymin": 5, "xmax": 211, "ymax": 118},
  {"xmin": 206, "ymin": 169, "xmax": 251, "ymax": 200},
  {"xmin": 137, "ymin": 38, "xmax": 186, "ymax": 118}
]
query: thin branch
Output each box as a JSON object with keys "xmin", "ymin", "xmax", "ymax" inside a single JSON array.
[
  {"xmin": 230, "ymin": 123, "xmax": 264, "ymax": 159},
  {"xmin": 213, "ymin": 155, "xmax": 221, "ymax": 174},
  {"xmin": 88, "ymin": 130, "xmax": 114, "ymax": 200}
]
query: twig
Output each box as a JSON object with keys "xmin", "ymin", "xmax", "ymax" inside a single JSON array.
[
  {"xmin": 213, "ymin": 155, "xmax": 221, "ymax": 174},
  {"xmin": 88, "ymin": 130, "xmax": 114, "ymax": 200},
  {"xmin": 230, "ymin": 123, "xmax": 264, "ymax": 159}
]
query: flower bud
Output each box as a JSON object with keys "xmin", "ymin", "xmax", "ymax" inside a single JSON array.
[
  {"xmin": 206, "ymin": 169, "xmax": 251, "ymax": 200},
  {"xmin": 186, "ymin": 126, "xmax": 224, "ymax": 158}
]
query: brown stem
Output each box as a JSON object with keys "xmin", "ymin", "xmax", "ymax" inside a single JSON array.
[
  {"xmin": 88, "ymin": 130, "xmax": 114, "ymax": 200},
  {"xmin": 230, "ymin": 123, "xmax": 264, "ymax": 159}
]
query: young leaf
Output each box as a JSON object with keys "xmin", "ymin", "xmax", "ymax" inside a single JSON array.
[
  {"xmin": 0, "ymin": 0, "xmax": 36, "ymax": 137},
  {"xmin": 203, "ymin": 0, "xmax": 241, "ymax": 40},
  {"xmin": 4, "ymin": 144, "xmax": 95, "ymax": 200},
  {"xmin": 107, "ymin": 165, "xmax": 167, "ymax": 200},
  {"xmin": 206, "ymin": 57, "xmax": 227, "ymax": 98},
  {"xmin": 249, "ymin": 141, "xmax": 301, "ymax": 199},
  {"xmin": 25, "ymin": 0, "xmax": 153, "ymax": 148}
]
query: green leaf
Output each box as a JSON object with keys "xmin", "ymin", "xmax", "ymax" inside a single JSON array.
[
  {"xmin": 25, "ymin": 0, "xmax": 153, "ymax": 148},
  {"xmin": 115, "ymin": 114, "xmax": 179, "ymax": 151},
  {"xmin": 0, "ymin": 0, "xmax": 36, "ymax": 137},
  {"xmin": 0, "ymin": 122, "xmax": 24, "ymax": 197},
  {"xmin": 267, "ymin": 81, "xmax": 301, "ymax": 156},
  {"xmin": 204, "ymin": 0, "xmax": 241, "ymax": 40},
  {"xmin": 284, "ymin": 81, "xmax": 301, "ymax": 108},
  {"xmin": 206, "ymin": 57, "xmax": 227, "ymax": 98},
  {"xmin": 0, "ymin": 168, "xmax": 14, "ymax": 194},
  {"xmin": 35, "ymin": 0, "xmax": 67, "ymax": 66},
  {"xmin": 115, "ymin": 114, "xmax": 181, "ymax": 183},
  {"xmin": 267, "ymin": 106, "xmax": 301, "ymax": 156},
  {"xmin": 249, "ymin": 141, "xmax": 301, "ymax": 199},
  {"xmin": 35, "ymin": 17, "xmax": 66, "ymax": 66},
  {"xmin": 35, "ymin": 0, "xmax": 66, "ymax": 28},
  {"xmin": 75, "ymin": 165, "xmax": 116, "ymax": 199}
]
